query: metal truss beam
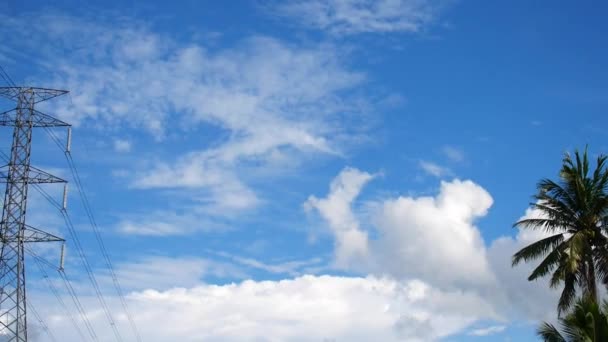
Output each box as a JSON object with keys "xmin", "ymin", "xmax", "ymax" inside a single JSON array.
[{"xmin": 0, "ymin": 86, "xmax": 68, "ymax": 341}]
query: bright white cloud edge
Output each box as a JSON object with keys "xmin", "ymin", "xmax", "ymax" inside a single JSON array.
[{"xmin": 32, "ymin": 274, "xmax": 494, "ymax": 342}]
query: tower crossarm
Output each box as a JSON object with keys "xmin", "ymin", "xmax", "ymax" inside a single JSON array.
[
  {"xmin": 0, "ymin": 109, "xmax": 70, "ymax": 127},
  {"xmin": 0, "ymin": 225, "xmax": 64, "ymax": 244},
  {"xmin": 0, "ymin": 87, "xmax": 68, "ymax": 104},
  {"xmin": 21, "ymin": 226, "xmax": 64, "ymax": 244},
  {"xmin": 0, "ymin": 166, "xmax": 67, "ymax": 184},
  {"xmin": 0, "ymin": 87, "xmax": 19, "ymax": 101}
]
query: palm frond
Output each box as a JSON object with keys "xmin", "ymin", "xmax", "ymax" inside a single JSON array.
[
  {"xmin": 542, "ymin": 296, "xmax": 608, "ymax": 342},
  {"xmin": 512, "ymin": 233, "xmax": 564, "ymax": 266},
  {"xmin": 558, "ymin": 273, "xmax": 578, "ymax": 315},
  {"xmin": 594, "ymin": 251, "xmax": 608, "ymax": 285},
  {"xmin": 601, "ymin": 300, "xmax": 608, "ymax": 317},
  {"xmin": 550, "ymin": 262, "xmax": 566, "ymax": 289},
  {"xmin": 515, "ymin": 218, "xmax": 570, "ymax": 233},
  {"xmin": 524, "ymin": 200, "xmax": 577, "ymax": 229},
  {"xmin": 526, "ymin": 240, "xmax": 567, "ymax": 281},
  {"xmin": 537, "ymin": 322, "xmax": 566, "ymax": 342},
  {"xmin": 536, "ymin": 179, "xmax": 579, "ymax": 216}
]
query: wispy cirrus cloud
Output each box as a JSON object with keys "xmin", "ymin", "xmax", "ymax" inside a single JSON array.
[
  {"xmin": 419, "ymin": 160, "xmax": 451, "ymax": 178},
  {"xmin": 0, "ymin": 13, "xmax": 375, "ymax": 216},
  {"xmin": 116, "ymin": 210, "xmax": 231, "ymax": 236},
  {"xmin": 467, "ymin": 325, "xmax": 506, "ymax": 337},
  {"xmin": 268, "ymin": 0, "xmax": 449, "ymax": 36},
  {"xmin": 99, "ymin": 255, "xmax": 248, "ymax": 291},
  {"xmin": 442, "ymin": 145, "xmax": 465, "ymax": 163},
  {"xmin": 113, "ymin": 138, "xmax": 132, "ymax": 153},
  {"xmin": 213, "ymin": 250, "xmax": 326, "ymax": 276}
]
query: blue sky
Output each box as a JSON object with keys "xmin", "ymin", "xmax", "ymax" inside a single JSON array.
[{"xmin": 1, "ymin": 1, "xmax": 607, "ymax": 341}]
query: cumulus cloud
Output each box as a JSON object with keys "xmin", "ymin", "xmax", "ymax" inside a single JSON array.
[
  {"xmin": 270, "ymin": 0, "xmax": 446, "ymax": 36},
  {"xmin": 306, "ymin": 168, "xmax": 495, "ymax": 288},
  {"xmin": 304, "ymin": 167, "xmax": 375, "ymax": 267},
  {"xmin": 31, "ymin": 275, "xmax": 496, "ymax": 342},
  {"xmin": 486, "ymin": 206, "xmax": 560, "ymax": 322},
  {"xmin": 306, "ymin": 167, "xmax": 564, "ymax": 330},
  {"xmin": 370, "ymin": 179, "xmax": 496, "ymax": 288}
]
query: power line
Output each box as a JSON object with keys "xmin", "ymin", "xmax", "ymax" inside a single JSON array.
[
  {"xmin": 27, "ymin": 249, "xmax": 91, "ymax": 342},
  {"xmin": 67, "ymin": 154, "xmax": 142, "ymax": 342},
  {"xmin": 58, "ymin": 269, "xmax": 101, "ymax": 342},
  {"xmin": 44, "ymin": 124, "xmax": 142, "ymax": 342},
  {"xmin": 0, "ymin": 66, "xmax": 140, "ymax": 342},
  {"xmin": 2, "ymin": 141, "xmax": 124, "ymax": 342},
  {"xmin": 0, "ymin": 64, "xmax": 17, "ymax": 87},
  {"xmin": 0, "ymin": 149, "xmax": 91, "ymax": 342},
  {"xmin": 27, "ymin": 301, "xmax": 57, "ymax": 342},
  {"xmin": 59, "ymin": 199, "xmax": 124, "ymax": 342}
]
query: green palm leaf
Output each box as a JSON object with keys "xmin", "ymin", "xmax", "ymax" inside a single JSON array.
[{"xmin": 539, "ymin": 296, "xmax": 608, "ymax": 341}]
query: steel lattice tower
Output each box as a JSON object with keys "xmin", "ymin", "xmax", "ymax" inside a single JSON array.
[{"xmin": 0, "ymin": 87, "xmax": 69, "ymax": 341}]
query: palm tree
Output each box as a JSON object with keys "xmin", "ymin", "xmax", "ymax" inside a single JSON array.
[
  {"xmin": 512, "ymin": 148, "xmax": 608, "ymax": 314},
  {"xmin": 538, "ymin": 296, "xmax": 608, "ymax": 341}
]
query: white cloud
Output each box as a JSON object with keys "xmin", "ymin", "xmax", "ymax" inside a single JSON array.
[
  {"xmin": 32, "ymin": 275, "xmax": 496, "ymax": 342},
  {"xmin": 116, "ymin": 210, "xmax": 231, "ymax": 236},
  {"xmin": 467, "ymin": 325, "xmax": 506, "ymax": 336},
  {"xmin": 132, "ymin": 160, "xmax": 262, "ymax": 214},
  {"xmin": 419, "ymin": 160, "xmax": 450, "ymax": 177},
  {"xmin": 304, "ymin": 167, "xmax": 375, "ymax": 267},
  {"xmin": 100, "ymin": 256, "xmax": 247, "ymax": 291},
  {"xmin": 213, "ymin": 251, "xmax": 325, "ymax": 276},
  {"xmin": 271, "ymin": 0, "xmax": 446, "ymax": 36},
  {"xmin": 1, "ymin": 13, "xmax": 371, "ymax": 215},
  {"xmin": 370, "ymin": 179, "xmax": 496, "ymax": 288},
  {"xmin": 113, "ymin": 139, "xmax": 131, "ymax": 153},
  {"xmin": 486, "ymin": 206, "xmax": 560, "ymax": 322},
  {"xmin": 306, "ymin": 168, "xmax": 495, "ymax": 288},
  {"xmin": 305, "ymin": 167, "xmax": 563, "ymax": 332},
  {"xmin": 442, "ymin": 145, "xmax": 465, "ymax": 163}
]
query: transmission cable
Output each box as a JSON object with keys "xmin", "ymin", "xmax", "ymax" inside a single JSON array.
[
  {"xmin": 0, "ymin": 149, "xmax": 116, "ymax": 342},
  {"xmin": 43, "ymin": 125, "xmax": 142, "ymax": 342},
  {"xmin": 27, "ymin": 301, "xmax": 58, "ymax": 342},
  {"xmin": 15, "ymin": 127, "xmax": 125, "ymax": 342},
  {"xmin": 0, "ymin": 64, "xmax": 17, "ymax": 87},
  {"xmin": 59, "ymin": 198, "xmax": 124, "ymax": 342},
  {"xmin": 0, "ymin": 69, "xmax": 124, "ymax": 340},
  {"xmin": 27, "ymin": 247, "xmax": 95, "ymax": 341}
]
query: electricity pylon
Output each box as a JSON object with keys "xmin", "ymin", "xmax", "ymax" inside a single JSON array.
[{"xmin": 0, "ymin": 86, "xmax": 69, "ymax": 341}]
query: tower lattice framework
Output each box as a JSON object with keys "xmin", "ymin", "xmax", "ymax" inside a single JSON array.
[{"xmin": 0, "ymin": 86, "xmax": 69, "ymax": 342}]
